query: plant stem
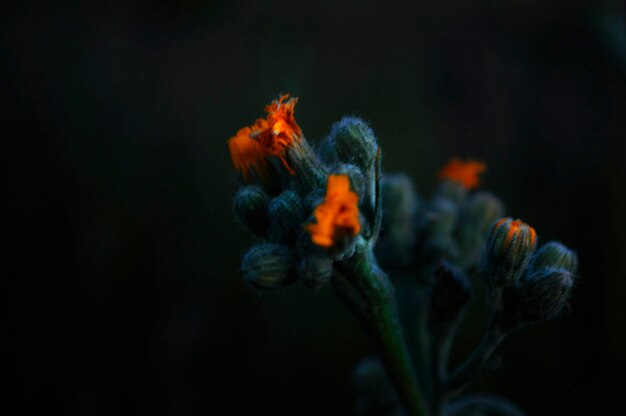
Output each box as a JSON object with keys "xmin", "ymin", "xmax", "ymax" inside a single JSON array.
[
  {"xmin": 446, "ymin": 393, "xmax": 526, "ymax": 416},
  {"xmin": 443, "ymin": 324, "xmax": 507, "ymax": 396},
  {"xmin": 430, "ymin": 317, "xmax": 462, "ymax": 416},
  {"xmin": 332, "ymin": 246, "xmax": 429, "ymax": 416}
]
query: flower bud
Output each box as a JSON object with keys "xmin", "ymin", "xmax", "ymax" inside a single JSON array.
[
  {"xmin": 242, "ymin": 244, "xmax": 297, "ymax": 290},
  {"xmin": 353, "ymin": 357, "xmax": 398, "ymax": 416},
  {"xmin": 298, "ymin": 254, "xmax": 334, "ymax": 289},
  {"xmin": 429, "ymin": 262, "xmax": 471, "ymax": 328},
  {"xmin": 233, "ymin": 186, "xmax": 271, "ymax": 237},
  {"xmin": 426, "ymin": 198, "xmax": 457, "ymax": 235},
  {"xmin": 329, "ymin": 117, "xmax": 378, "ymax": 171},
  {"xmin": 506, "ymin": 268, "xmax": 574, "ymax": 325},
  {"xmin": 531, "ymin": 241, "xmax": 578, "ymax": 274},
  {"xmin": 268, "ymin": 191, "xmax": 305, "ymax": 244},
  {"xmin": 283, "ymin": 137, "xmax": 328, "ymax": 196},
  {"xmin": 420, "ymin": 198, "xmax": 460, "ymax": 261},
  {"xmin": 304, "ymin": 188, "xmax": 326, "ymax": 212},
  {"xmin": 336, "ymin": 164, "xmax": 366, "ymax": 199},
  {"xmin": 436, "ymin": 180, "xmax": 468, "ymax": 204},
  {"xmin": 486, "ymin": 218, "xmax": 537, "ymax": 287},
  {"xmin": 317, "ymin": 136, "xmax": 340, "ymax": 166},
  {"xmin": 457, "ymin": 192, "xmax": 504, "ymax": 260},
  {"xmin": 376, "ymin": 174, "xmax": 419, "ymax": 268}
]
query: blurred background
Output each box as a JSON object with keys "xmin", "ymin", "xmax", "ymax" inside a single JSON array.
[{"xmin": 4, "ymin": 0, "xmax": 626, "ymax": 414}]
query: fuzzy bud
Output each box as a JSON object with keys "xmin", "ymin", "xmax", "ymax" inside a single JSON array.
[
  {"xmin": 233, "ymin": 186, "xmax": 271, "ymax": 237},
  {"xmin": 329, "ymin": 117, "xmax": 378, "ymax": 171},
  {"xmin": 501, "ymin": 268, "xmax": 574, "ymax": 328},
  {"xmin": 317, "ymin": 136, "xmax": 340, "ymax": 166},
  {"xmin": 353, "ymin": 357, "xmax": 399, "ymax": 416},
  {"xmin": 242, "ymin": 244, "xmax": 297, "ymax": 290},
  {"xmin": 268, "ymin": 191, "xmax": 306, "ymax": 244},
  {"xmin": 376, "ymin": 174, "xmax": 419, "ymax": 268},
  {"xmin": 531, "ymin": 241, "xmax": 578, "ymax": 275},
  {"xmin": 298, "ymin": 254, "xmax": 334, "ymax": 289},
  {"xmin": 486, "ymin": 217, "xmax": 537, "ymax": 287},
  {"xmin": 457, "ymin": 192, "xmax": 504, "ymax": 259},
  {"xmin": 436, "ymin": 180, "xmax": 468, "ymax": 204},
  {"xmin": 283, "ymin": 137, "xmax": 328, "ymax": 196},
  {"xmin": 336, "ymin": 164, "xmax": 366, "ymax": 199},
  {"xmin": 421, "ymin": 198, "xmax": 460, "ymax": 261}
]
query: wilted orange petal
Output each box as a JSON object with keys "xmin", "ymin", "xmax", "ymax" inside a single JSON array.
[{"xmin": 227, "ymin": 127, "xmax": 270, "ymax": 184}]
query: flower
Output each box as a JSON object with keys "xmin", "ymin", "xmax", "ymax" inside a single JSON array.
[
  {"xmin": 438, "ymin": 158, "xmax": 486, "ymax": 189},
  {"xmin": 486, "ymin": 217, "xmax": 537, "ymax": 287},
  {"xmin": 493, "ymin": 218, "xmax": 537, "ymax": 249},
  {"xmin": 306, "ymin": 174, "xmax": 361, "ymax": 247},
  {"xmin": 227, "ymin": 94, "xmax": 302, "ymax": 183}
]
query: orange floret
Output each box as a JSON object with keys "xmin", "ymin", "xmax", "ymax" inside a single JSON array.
[
  {"xmin": 439, "ymin": 158, "xmax": 486, "ymax": 189},
  {"xmin": 228, "ymin": 126, "xmax": 271, "ymax": 183},
  {"xmin": 227, "ymin": 94, "xmax": 302, "ymax": 182},
  {"xmin": 307, "ymin": 175, "xmax": 361, "ymax": 247},
  {"xmin": 494, "ymin": 218, "xmax": 537, "ymax": 248}
]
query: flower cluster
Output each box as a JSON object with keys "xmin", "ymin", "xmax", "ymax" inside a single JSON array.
[
  {"xmin": 228, "ymin": 95, "xmax": 381, "ymax": 289},
  {"xmin": 360, "ymin": 160, "xmax": 578, "ymax": 415},
  {"xmin": 227, "ymin": 94, "xmax": 579, "ymax": 416}
]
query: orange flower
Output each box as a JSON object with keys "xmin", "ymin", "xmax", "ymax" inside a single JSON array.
[
  {"xmin": 494, "ymin": 218, "xmax": 537, "ymax": 248},
  {"xmin": 227, "ymin": 94, "xmax": 302, "ymax": 182},
  {"xmin": 307, "ymin": 175, "xmax": 361, "ymax": 247},
  {"xmin": 439, "ymin": 158, "xmax": 486, "ymax": 189}
]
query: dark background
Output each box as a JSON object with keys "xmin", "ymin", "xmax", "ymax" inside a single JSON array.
[{"xmin": 4, "ymin": 0, "xmax": 626, "ymax": 414}]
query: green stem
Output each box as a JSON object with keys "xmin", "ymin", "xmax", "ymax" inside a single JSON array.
[
  {"xmin": 446, "ymin": 393, "xmax": 526, "ymax": 416},
  {"xmin": 332, "ymin": 246, "xmax": 429, "ymax": 416},
  {"xmin": 442, "ymin": 285, "xmax": 508, "ymax": 397},
  {"xmin": 410, "ymin": 280, "xmax": 433, "ymax": 396},
  {"xmin": 443, "ymin": 324, "xmax": 507, "ymax": 396},
  {"xmin": 430, "ymin": 320, "xmax": 457, "ymax": 416}
]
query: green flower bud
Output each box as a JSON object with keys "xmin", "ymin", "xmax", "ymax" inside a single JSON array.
[
  {"xmin": 304, "ymin": 188, "xmax": 325, "ymax": 212},
  {"xmin": 242, "ymin": 244, "xmax": 297, "ymax": 290},
  {"xmin": 233, "ymin": 186, "xmax": 271, "ymax": 237},
  {"xmin": 486, "ymin": 218, "xmax": 537, "ymax": 287},
  {"xmin": 354, "ymin": 357, "xmax": 387, "ymax": 395},
  {"xmin": 501, "ymin": 268, "xmax": 574, "ymax": 328},
  {"xmin": 329, "ymin": 117, "xmax": 378, "ymax": 171},
  {"xmin": 531, "ymin": 241, "xmax": 578, "ymax": 275},
  {"xmin": 283, "ymin": 137, "xmax": 328, "ymax": 196},
  {"xmin": 421, "ymin": 198, "xmax": 460, "ymax": 261},
  {"xmin": 317, "ymin": 136, "xmax": 339, "ymax": 166},
  {"xmin": 336, "ymin": 164, "xmax": 366, "ymax": 199},
  {"xmin": 376, "ymin": 174, "xmax": 419, "ymax": 268},
  {"xmin": 353, "ymin": 357, "xmax": 398, "ymax": 416},
  {"xmin": 427, "ymin": 198, "xmax": 458, "ymax": 235},
  {"xmin": 436, "ymin": 180, "xmax": 468, "ymax": 204},
  {"xmin": 457, "ymin": 192, "xmax": 505, "ymax": 260},
  {"xmin": 268, "ymin": 191, "xmax": 305, "ymax": 244},
  {"xmin": 298, "ymin": 254, "xmax": 333, "ymax": 289}
]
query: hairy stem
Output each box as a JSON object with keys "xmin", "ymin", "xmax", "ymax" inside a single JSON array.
[
  {"xmin": 444, "ymin": 324, "xmax": 507, "ymax": 396},
  {"xmin": 332, "ymin": 246, "xmax": 429, "ymax": 416},
  {"xmin": 446, "ymin": 393, "xmax": 526, "ymax": 416}
]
